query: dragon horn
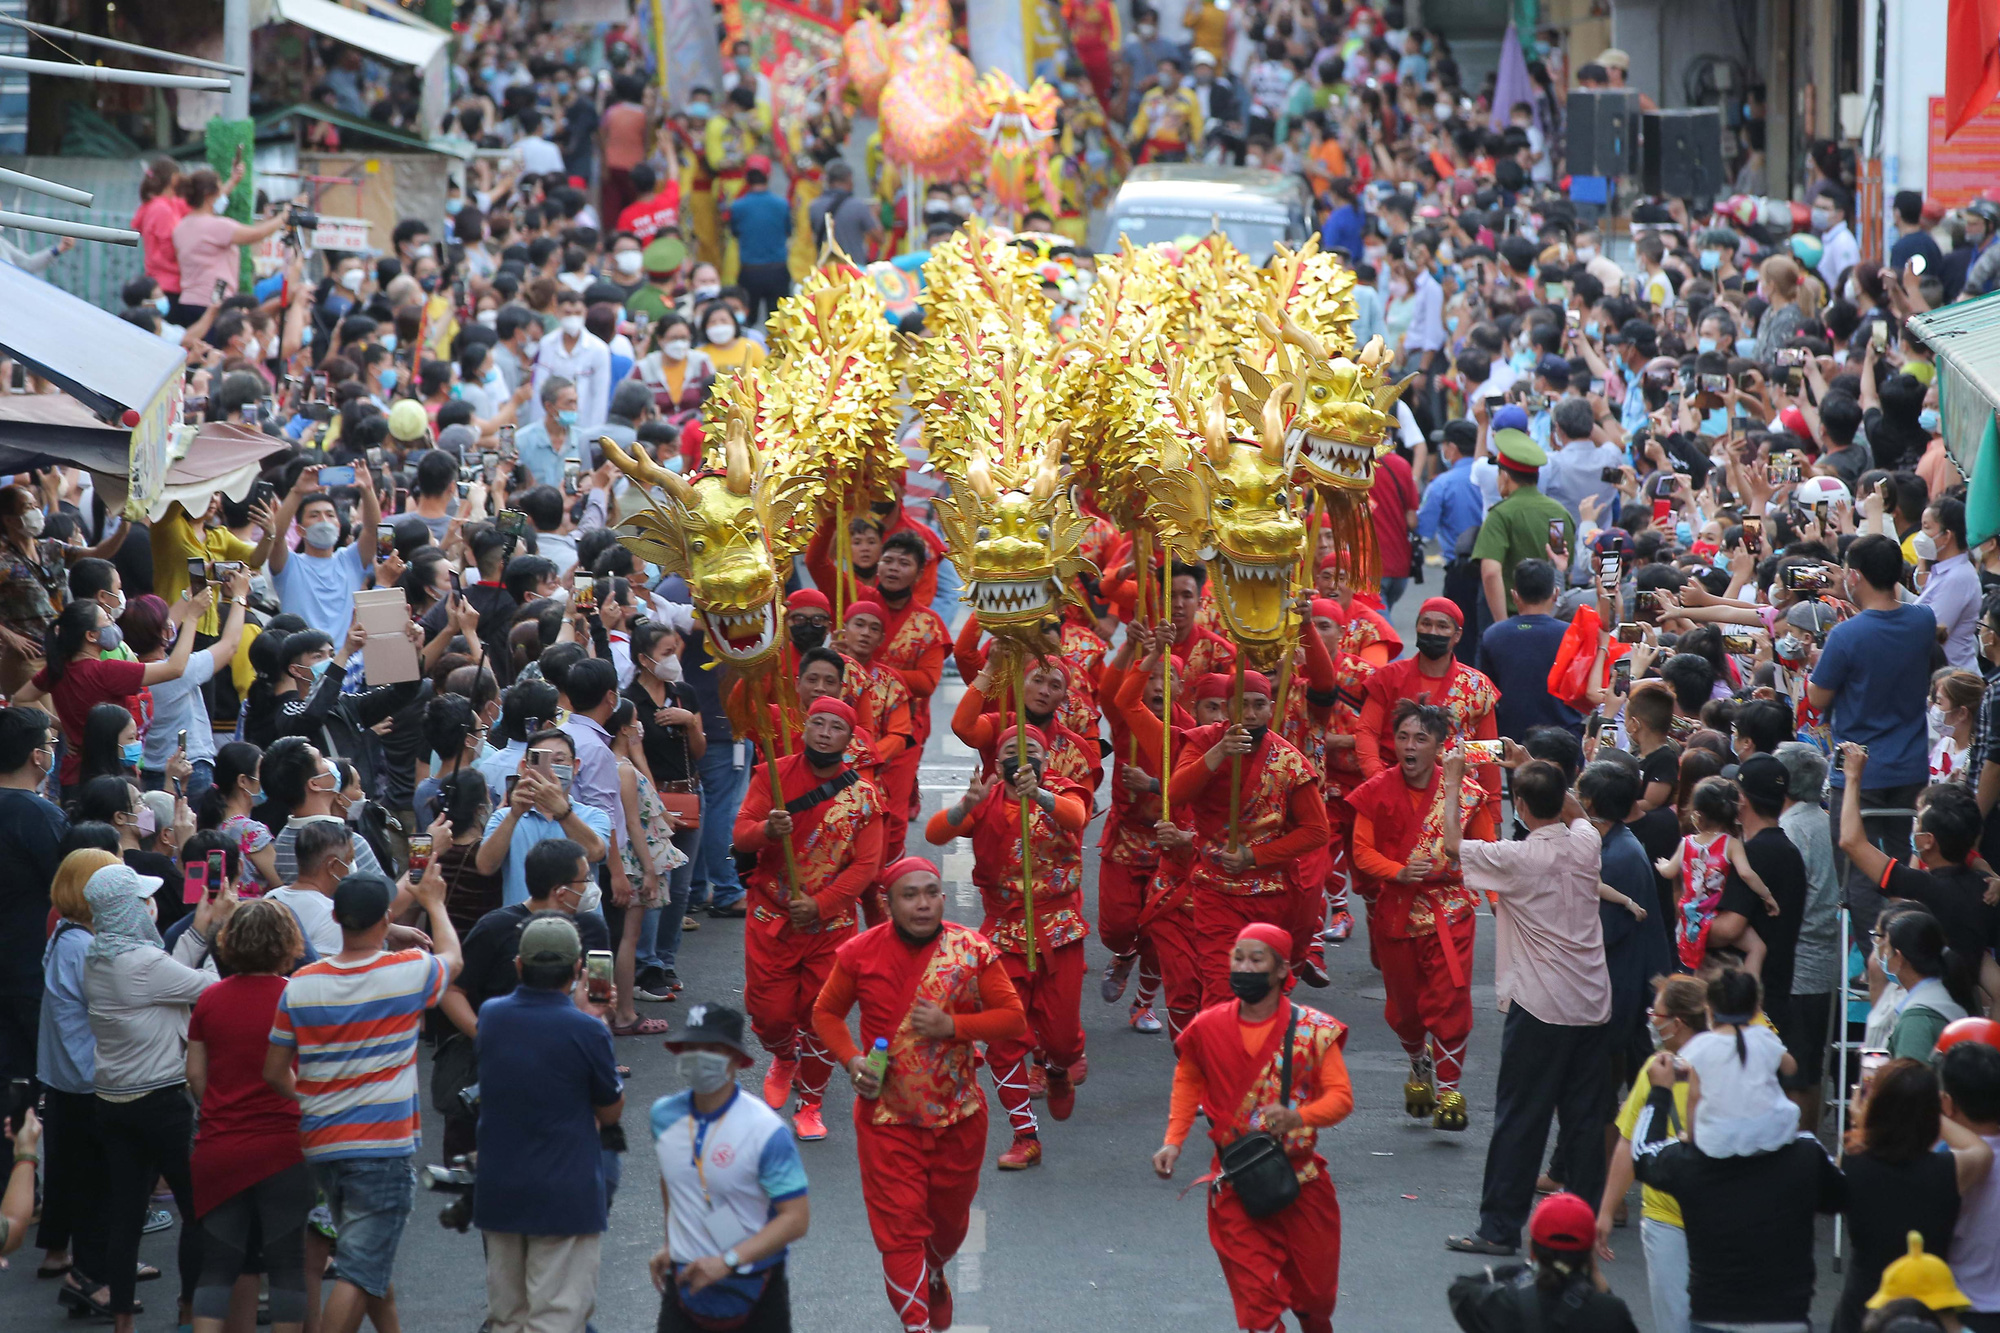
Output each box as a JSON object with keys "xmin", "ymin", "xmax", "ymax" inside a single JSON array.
[
  {"xmin": 1030, "ymin": 430, "xmax": 1066, "ymax": 500},
  {"xmin": 1376, "ymin": 370, "xmax": 1422, "ymax": 412},
  {"xmin": 1280, "ymin": 311, "xmax": 1327, "ymax": 364},
  {"xmin": 1259, "ymin": 392, "xmax": 1288, "ymax": 465},
  {"xmin": 599, "ymin": 435, "xmax": 693, "ymax": 504},
  {"xmin": 1201, "ymin": 391, "xmax": 1232, "ymax": 462},
  {"xmin": 1254, "ymin": 311, "xmax": 1293, "ymax": 381},
  {"xmin": 1232, "ymin": 360, "xmax": 1276, "ymax": 419},
  {"xmin": 724, "ymin": 425, "xmax": 753, "ymax": 496},
  {"xmin": 967, "ymin": 454, "xmax": 1000, "ymax": 501}
]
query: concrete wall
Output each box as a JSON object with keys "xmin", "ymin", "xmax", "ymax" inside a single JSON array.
[
  {"xmin": 1862, "ymin": 0, "xmax": 1947, "ymax": 217},
  {"xmin": 1611, "ymin": 0, "xmax": 1766, "ymax": 111}
]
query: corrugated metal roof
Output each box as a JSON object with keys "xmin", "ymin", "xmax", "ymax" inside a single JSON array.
[{"xmin": 1909, "ymin": 290, "xmax": 2000, "ymax": 473}]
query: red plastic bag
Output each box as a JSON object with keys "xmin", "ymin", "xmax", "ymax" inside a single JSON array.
[{"xmin": 1546, "ymin": 604, "xmax": 1629, "ymax": 712}]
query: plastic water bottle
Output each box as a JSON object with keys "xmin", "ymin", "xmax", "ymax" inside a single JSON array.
[{"xmin": 859, "ymin": 1037, "xmax": 890, "ymax": 1097}]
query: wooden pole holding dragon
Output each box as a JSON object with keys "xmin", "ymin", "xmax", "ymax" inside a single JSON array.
[{"xmin": 1012, "ymin": 649, "xmax": 1037, "ymax": 973}]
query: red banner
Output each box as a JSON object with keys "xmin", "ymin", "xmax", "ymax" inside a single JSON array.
[{"xmin": 1928, "ymin": 95, "xmax": 2000, "ymax": 208}]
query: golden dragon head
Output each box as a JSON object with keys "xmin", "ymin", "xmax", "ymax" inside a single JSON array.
[
  {"xmin": 931, "ymin": 447, "xmax": 1094, "ymax": 637},
  {"xmin": 972, "ymin": 70, "xmax": 1058, "ymax": 160},
  {"xmin": 1140, "ymin": 360, "xmax": 1307, "ymax": 670},
  {"xmin": 1259, "ymin": 318, "xmax": 1416, "ymax": 494}
]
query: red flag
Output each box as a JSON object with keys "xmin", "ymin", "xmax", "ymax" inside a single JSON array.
[{"xmin": 1947, "ymin": 0, "xmax": 2000, "ymax": 140}]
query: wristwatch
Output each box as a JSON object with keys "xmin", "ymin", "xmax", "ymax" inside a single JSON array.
[{"xmin": 722, "ymin": 1248, "xmax": 742, "ymax": 1270}]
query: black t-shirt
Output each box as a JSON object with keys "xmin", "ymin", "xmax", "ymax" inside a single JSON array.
[
  {"xmin": 455, "ymin": 902, "xmax": 610, "ymax": 1013},
  {"xmin": 0, "ymin": 788, "xmax": 65, "ymax": 998},
  {"xmin": 1837, "ymin": 1150, "xmax": 1961, "ymax": 1331},
  {"xmin": 622, "ymin": 678, "xmax": 700, "ymax": 785},
  {"xmin": 1880, "ymin": 860, "xmax": 2000, "ymax": 962},
  {"xmin": 1719, "ymin": 825, "xmax": 1809, "ymax": 1000},
  {"xmin": 1636, "ymin": 742, "xmax": 1680, "ymax": 791}
]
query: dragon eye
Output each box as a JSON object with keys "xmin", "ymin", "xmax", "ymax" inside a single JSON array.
[
  {"xmin": 1216, "ymin": 496, "xmax": 1234, "ymax": 509},
  {"xmin": 976, "ymin": 526, "xmax": 992, "ymax": 541},
  {"xmin": 1036, "ymin": 524, "xmax": 1052, "ymax": 542},
  {"xmin": 689, "ymin": 539, "xmax": 705, "ymax": 553},
  {"xmin": 1309, "ymin": 383, "xmax": 1331, "ymax": 401}
]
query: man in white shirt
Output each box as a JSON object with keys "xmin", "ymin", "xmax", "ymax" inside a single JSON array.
[
  {"xmin": 265, "ymin": 819, "xmax": 355, "ymax": 955},
  {"xmin": 510, "ymin": 109, "xmax": 565, "ymax": 175},
  {"xmin": 1398, "ymin": 233, "xmax": 1446, "ymax": 363},
  {"xmin": 532, "ymin": 289, "xmax": 611, "ymax": 432},
  {"xmin": 1813, "ymin": 186, "xmax": 1861, "ymax": 294}
]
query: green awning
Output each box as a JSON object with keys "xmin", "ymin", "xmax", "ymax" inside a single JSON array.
[{"xmin": 1909, "ymin": 289, "xmax": 2000, "ymax": 476}]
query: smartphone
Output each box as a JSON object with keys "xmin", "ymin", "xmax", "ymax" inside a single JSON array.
[
  {"xmin": 377, "ymin": 523, "xmax": 396, "ymax": 548},
  {"xmin": 1722, "ymin": 631, "xmax": 1759, "ymax": 654},
  {"xmin": 1590, "ymin": 377, "xmax": 1605, "ymax": 395},
  {"xmin": 177, "ymin": 728, "xmax": 188, "ymax": 752},
  {"xmin": 186, "ymin": 557, "xmax": 209, "ymax": 591},
  {"xmin": 527, "ymin": 747, "xmax": 554, "ymax": 777},
  {"xmin": 482, "ymin": 451, "xmax": 500, "ymax": 475},
  {"xmin": 312, "ymin": 372, "xmax": 330, "ymax": 398},
  {"xmin": 1635, "ymin": 590, "xmax": 1663, "ymax": 611},
  {"xmin": 448, "ymin": 567, "xmax": 462, "ymax": 594},
  {"xmin": 575, "ymin": 581, "xmax": 597, "ymax": 611},
  {"xmin": 1814, "ymin": 500, "xmax": 1831, "ymax": 529},
  {"xmin": 562, "ymin": 459, "xmax": 582, "ymax": 489},
  {"xmin": 498, "ymin": 424, "xmax": 516, "ymax": 456},
  {"xmin": 1860, "ymin": 1047, "xmax": 1890, "ymax": 1089},
  {"xmin": 1699, "ymin": 373, "xmax": 1730, "ymax": 394},
  {"xmin": 584, "ymin": 950, "xmax": 615, "ymax": 1004},
  {"xmin": 1565, "ymin": 308, "xmax": 1581, "ymax": 334},
  {"xmin": 495, "ymin": 509, "xmax": 529, "ymax": 538},
  {"xmin": 1600, "ymin": 465, "xmax": 1626, "ymax": 484},
  {"xmin": 206, "ymin": 851, "xmax": 225, "ymax": 900},
  {"xmin": 406, "ymin": 834, "xmax": 432, "ymax": 873},
  {"xmin": 1781, "ymin": 565, "xmax": 1834, "ymax": 591},
  {"xmin": 456, "ymin": 481, "xmax": 470, "ymax": 500},
  {"xmin": 1615, "ymin": 622, "xmax": 1647, "ymax": 643},
  {"xmin": 183, "ymin": 858, "xmax": 209, "ymax": 905},
  {"xmin": 1546, "ymin": 518, "xmax": 1565, "ymax": 553},
  {"xmin": 1599, "ymin": 553, "xmax": 1622, "ymax": 585},
  {"xmin": 1870, "ymin": 322, "xmax": 1889, "ymax": 352},
  {"xmin": 1460, "ymin": 740, "xmax": 1504, "ymax": 763},
  {"xmin": 505, "ymin": 773, "xmax": 520, "ymax": 802},
  {"xmin": 1652, "ymin": 498, "xmax": 1672, "ymax": 524},
  {"xmin": 5, "ymin": 1077, "xmax": 29, "ymax": 1132},
  {"xmin": 1742, "ymin": 514, "xmax": 1762, "ymax": 553},
  {"xmin": 213, "ymin": 278, "xmax": 228, "ymax": 304},
  {"xmin": 1778, "ymin": 347, "xmax": 1808, "ymax": 367},
  {"xmin": 367, "ymin": 446, "xmax": 385, "ymax": 467},
  {"xmin": 319, "ymin": 464, "xmax": 357, "ymax": 486}
]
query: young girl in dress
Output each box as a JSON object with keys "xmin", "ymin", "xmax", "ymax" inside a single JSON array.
[
  {"xmin": 1680, "ymin": 967, "xmax": 1801, "ymax": 1155},
  {"xmin": 1654, "ymin": 775, "xmax": 1780, "ymax": 971}
]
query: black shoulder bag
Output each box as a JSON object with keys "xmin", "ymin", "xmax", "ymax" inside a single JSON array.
[{"xmin": 1216, "ymin": 1004, "xmax": 1300, "ymax": 1218}]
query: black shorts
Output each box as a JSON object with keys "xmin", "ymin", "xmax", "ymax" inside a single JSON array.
[{"xmin": 1778, "ymin": 991, "xmax": 1831, "ymax": 1089}]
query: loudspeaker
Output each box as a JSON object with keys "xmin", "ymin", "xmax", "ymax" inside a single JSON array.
[
  {"xmin": 1640, "ymin": 108, "xmax": 1725, "ymax": 201},
  {"xmin": 1564, "ymin": 90, "xmax": 1641, "ymax": 177}
]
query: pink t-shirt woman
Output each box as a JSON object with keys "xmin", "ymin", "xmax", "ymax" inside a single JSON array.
[{"xmin": 133, "ymin": 192, "xmax": 189, "ymax": 296}]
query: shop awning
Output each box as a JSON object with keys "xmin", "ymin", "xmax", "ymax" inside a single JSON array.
[
  {"xmin": 0, "ymin": 263, "xmax": 183, "ymax": 421},
  {"xmin": 95, "ymin": 424, "xmax": 286, "ymax": 521},
  {"xmin": 261, "ymin": 0, "xmax": 450, "ymax": 70},
  {"xmin": 1909, "ymin": 289, "xmax": 2000, "ymax": 474},
  {"xmin": 0, "ymin": 394, "xmax": 132, "ymax": 476}
]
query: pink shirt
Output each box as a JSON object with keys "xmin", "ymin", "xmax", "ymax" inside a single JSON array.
[
  {"xmin": 172, "ymin": 210, "xmax": 243, "ymax": 307},
  {"xmin": 1458, "ymin": 817, "xmax": 1611, "ymax": 1026},
  {"xmin": 133, "ymin": 193, "xmax": 189, "ymax": 294}
]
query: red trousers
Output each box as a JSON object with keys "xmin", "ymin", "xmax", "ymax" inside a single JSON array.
[
  {"xmin": 744, "ymin": 924, "xmax": 850, "ymax": 1107},
  {"xmin": 987, "ymin": 941, "xmax": 1086, "ymax": 1136},
  {"xmin": 1323, "ymin": 793, "xmax": 1355, "ymax": 912},
  {"xmin": 1101, "ymin": 859, "xmax": 1164, "ymax": 1004},
  {"xmin": 1147, "ymin": 904, "xmax": 1201, "ymax": 1038},
  {"xmin": 855, "ymin": 1107, "xmax": 988, "ymax": 1333},
  {"xmin": 1194, "ymin": 890, "xmax": 1297, "ymax": 1008},
  {"xmin": 880, "ymin": 750, "xmax": 919, "ymax": 864},
  {"xmin": 1375, "ymin": 916, "xmax": 1475, "ymax": 1090},
  {"xmin": 1208, "ymin": 1166, "xmax": 1341, "ymax": 1333},
  {"xmin": 1288, "ymin": 847, "xmax": 1331, "ymax": 969}
]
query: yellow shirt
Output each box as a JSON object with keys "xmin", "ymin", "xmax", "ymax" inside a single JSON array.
[
  {"xmin": 703, "ymin": 338, "xmax": 765, "ymax": 373},
  {"xmin": 1615, "ymin": 1055, "xmax": 1691, "ymax": 1227},
  {"xmin": 152, "ymin": 507, "xmax": 257, "ymax": 636},
  {"xmin": 1187, "ymin": 3, "xmax": 1230, "ymax": 60}
]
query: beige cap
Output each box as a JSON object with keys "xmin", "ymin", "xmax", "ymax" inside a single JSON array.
[{"xmin": 1598, "ymin": 48, "xmax": 1630, "ymax": 69}]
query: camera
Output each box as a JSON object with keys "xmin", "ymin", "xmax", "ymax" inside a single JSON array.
[{"xmin": 1781, "ymin": 565, "xmax": 1834, "ymax": 592}]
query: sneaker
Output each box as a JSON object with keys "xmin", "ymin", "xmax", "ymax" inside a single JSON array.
[
  {"xmin": 634, "ymin": 983, "xmax": 678, "ymax": 1003},
  {"xmin": 635, "ymin": 965, "xmax": 670, "ymax": 993},
  {"xmin": 930, "ymin": 1266, "xmax": 954, "ymax": 1331},
  {"xmin": 1026, "ymin": 1063, "xmax": 1047, "ymax": 1099},
  {"xmin": 1298, "ymin": 957, "xmax": 1330, "ymax": 988},
  {"xmin": 1099, "ymin": 953, "xmax": 1137, "ymax": 1003},
  {"xmin": 762, "ymin": 1058, "xmax": 798, "ymax": 1109},
  {"xmin": 1129, "ymin": 1004, "xmax": 1163, "ymax": 1033},
  {"xmin": 141, "ymin": 1207, "xmax": 174, "ymax": 1234},
  {"xmin": 707, "ymin": 900, "xmax": 748, "ymax": 919},
  {"xmin": 1324, "ymin": 910, "xmax": 1354, "ymax": 943},
  {"xmin": 1046, "ymin": 1068, "xmax": 1076, "ymax": 1121},
  {"xmin": 793, "ymin": 1103, "xmax": 827, "ymax": 1141},
  {"xmin": 1069, "ymin": 1052, "xmax": 1089, "ymax": 1085},
  {"xmin": 996, "ymin": 1132, "xmax": 1042, "ymax": 1169}
]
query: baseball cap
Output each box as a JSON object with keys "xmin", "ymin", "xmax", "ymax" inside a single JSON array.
[
  {"xmin": 664, "ymin": 1001, "xmax": 753, "ymax": 1058},
  {"xmin": 518, "ymin": 914, "xmax": 582, "ymax": 969},
  {"xmin": 332, "ymin": 872, "xmax": 396, "ymax": 932},
  {"xmin": 1190, "ymin": 47, "xmax": 1217, "ymax": 66},
  {"xmin": 1529, "ymin": 1192, "xmax": 1597, "ymax": 1251},
  {"xmin": 437, "ymin": 422, "xmax": 479, "ymax": 457},
  {"xmin": 1735, "ymin": 753, "xmax": 1790, "ymax": 808},
  {"xmin": 1597, "ymin": 47, "xmax": 1631, "ymax": 70},
  {"xmin": 1489, "ymin": 404, "xmax": 1530, "ymax": 434},
  {"xmin": 387, "ymin": 398, "xmax": 429, "ymax": 442}
]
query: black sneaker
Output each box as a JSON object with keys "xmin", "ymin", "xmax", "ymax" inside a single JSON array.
[
  {"xmin": 707, "ymin": 901, "xmax": 748, "ymax": 919},
  {"xmin": 636, "ymin": 965, "xmax": 670, "ymax": 993}
]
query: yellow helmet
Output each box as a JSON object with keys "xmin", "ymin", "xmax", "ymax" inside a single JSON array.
[{"xmin": 1866, "ymin": 1231, "xmax": 1971, "ymax": 1311}]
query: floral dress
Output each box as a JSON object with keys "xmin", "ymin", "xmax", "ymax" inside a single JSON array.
[
  {"xmin": 618, "ymin": 763, "xmax": 687, "ymax": 906},
  {"xmin": 219, "ymin": 814, "xmax": 275, "ymax": 897}
]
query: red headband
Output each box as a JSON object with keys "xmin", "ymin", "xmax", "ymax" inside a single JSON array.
[
  {"xmin": 1239, "ymin": 670, "xmax": 1273, "ymax": 698},
  {"xmin": 806, "ymin": 696, "xmax": 856, "ymax": 727},
  {"xmin": 1194, "ymin": 673, "xmax": 1235, "ymax": 701},
  {"xmin": 1419, "ymin": 596, "xmax": 1464, "ymax": 628},
  {"xmin": 994, "ymin": 723, "xmax": 1048, "ymax": 752},
  {"xmin": 881, "ymin": 855, "xmax": 940, "ymax": 886},
  {"xmin": 1236, "ymin": 922, "xmax": 1292, "ymax": 962},
  {"xmin": 1317, "ymin": 552, "xmax": 1345, "ymax": 574},
  {"xmin": 787, "ymin": 590, "xmax": 832, "ymax": 614},
  {"xmin": 844, "ymin": 599, "xmax": 887, "ymax": 624},
  {"xmin": 1310, "ymin": 597, "xmax": 1348, "ymax": 625}
]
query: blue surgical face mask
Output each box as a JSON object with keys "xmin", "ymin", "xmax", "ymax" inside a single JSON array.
[
  {"xmin": 380, "ymin": 332, "xmax": 398, "ymax": 352},
  {"xmin": 444, "ymin": 198, "xmax": 463, "ymax": 216},
  {"xmin": 154, "ymin": 295, "xmax": 170, "ymax": 316},
  {"xmin": 1699, "ymin": 249, "xmax": 1721, "ymax": 272},
  {"xmin": 308, "ymin": 657, "xmax": 333, "ymax": 679},
  {"xmin": 1676, "ymin": 521, "xmax": 1693, "ymax": 545},
  {"xmin": 557, "ymin": 409, "xmax": 578, "ymax": 427},
  {"xmin": 1697, "ymin": 337, "xmax": 1717, "ymax": 355},
  {"xmin": 686, "ymin": 101, "xmax": 711, "ymax": 117},
  {"xmin": 1584, "ymin": 321, "xmax": 1599, "ymax": 339},
  {"xmin": 1920, "ymin": 407, "xmax": 1940, "ymax": 432},
  {"xmin": 1446, "ymin": 314, "xmax": 1460, "ymax": 333},
  {"xmin": 1735, "ymin": 337, "xmax": 1759, "ymax": 359},
  {"xmin": 378, "ymin": 367, "xmax": 396, "ymax": 392},
  {"xmin": 120, "ymin": 741, "xmax": 144, "ymax": 768}
]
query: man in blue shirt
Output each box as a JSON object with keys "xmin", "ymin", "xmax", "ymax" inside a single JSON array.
[
  {"xmin": 727, "ymin": 166, "xmax": 794, "ymax": 327},
  {"xmin": 475, "ymin": 915, "xmax": 624, "ymax": 1333},
  {"xmin": 1808, "ymin": 533, "xmax": 1938, "ymax": 917},
  {"xmin": 1319, "ymin": 175, "xmax": 1365, "ymax": 257},
  {"xmin": 1474, "ymin": 559, "xmax": 1580, "ymax": 739},
  {"xmin": 1416, "ymin": 419, "xmax": 1486, "ymax": 564},
  {"xmin": 269, "ymin": 464, "xmax": 379, "ymax": 644},
  {"xmin": 476, "ymin": 729, "xmax": 612, "ymax": 905}
]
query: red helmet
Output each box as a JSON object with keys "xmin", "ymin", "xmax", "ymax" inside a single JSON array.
[{"xmin": 1936, "ymin": 1017, "xmax": 2000, "ymax": 1056}]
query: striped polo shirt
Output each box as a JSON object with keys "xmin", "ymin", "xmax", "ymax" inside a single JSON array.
[{"xmin": 269, "ymin": 949, "xmax": 451, "ymax": 1161}]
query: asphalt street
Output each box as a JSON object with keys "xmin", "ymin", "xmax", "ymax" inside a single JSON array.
[{"xmin": 0, "ymin": 580, "xmax": 1845, "ymax": 1332}]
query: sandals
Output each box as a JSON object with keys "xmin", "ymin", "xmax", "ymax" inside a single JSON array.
[
  {"xmin": 1445, "ymin": 1234, "xmax": 1518, "ymax": 1256},
  {"xmin": 36, "ymin": 1260, "xmax": 70, "ymax": 1279},
  {"xmin": 135, "ymin": 1263, "xmax": 161, "ymax": 1282},
  {"xmin": 58, "ymin": 1278, "xmax": 132, "ymax": 1319},
  {"xmin": 610, "ymin": 1016, "xmax": 672, "ymax": 1037}
]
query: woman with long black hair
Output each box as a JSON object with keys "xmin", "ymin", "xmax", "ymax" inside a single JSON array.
[
  {"xmin": 194, "ymin": 741, "xmax": 279, "ymax": 896},
  {"xmin": 1880, "ymin": 909, "xmax": 1980, "ymax": 1062},
  {"xmin": 75, "ymin": 703, "xmax": 141, "ymax": 788}
]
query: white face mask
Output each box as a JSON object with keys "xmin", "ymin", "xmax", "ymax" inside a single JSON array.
[
  {"xmin": 241, "ymin": 337, "xmax": 261, "ymax": 361},
  {"xmin": 706, "ymin": 323, "xmax": 736, "ymax": 346},
  {"xmin": 661, "ymin": 338, "xmax": 691, "ymax": 360},
  {"xmin": 340, "ymin": 268, "xmax": 365, "ymax": 292},
  {"xmin": 1576, "ymin": 245, "xmax": 1597, "ymax": 262},
  {"xmin": 650, "ymin": 655, "xmax": 683, "ymax": 683},
  {"xmin": 614, "ymin": 250, "xmax": 643, "ymax": 275},
  {"xmin": 1929, "ymin": 703, "xmax": 1952, "ymax": 739},
  {"xmin": 692, "ymin": 283, "xmax": 720, "ymax": 300},
  {"xmin": 677, "ymin": 1050, "xmax": 734, "ymax": 1095},
  {"xmin": 20, "ymin": 507, "xmax": 44, "ymax": 536},
  {"xmin": 476, "ymin": 309, "xmax": 499, "ymax": 328},
  {"xmin": 559, "ymin": 314, "xmax": 585, "ymax": 337},
  {"xmin": 102, "ymin": 590, "xmax": 126, "ymax": 618}
]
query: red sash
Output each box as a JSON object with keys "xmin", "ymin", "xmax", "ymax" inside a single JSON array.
[
  {"xmin": 834, "ymin": 921, "xmax": 999, "ymax": 1128},
  {"xmin": 1178, "ymin": 1000, "xmax": 1349, "ymax": 1167}
]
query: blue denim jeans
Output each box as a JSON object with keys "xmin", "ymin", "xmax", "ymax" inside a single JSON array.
[
  {"xmin": 636, "ymin": 825, "xmax": 698, "ymax": 973},
  {"xmin": 692, "ymin": 740, "xmax": 748, "ymax": 908},
  {"xmin": 308, "ymin": 1156, "xmax": 417, "ymax": 1299}
]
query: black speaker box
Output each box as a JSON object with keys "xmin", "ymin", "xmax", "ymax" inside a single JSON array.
[
  {"xmin": 1640, "ymin": 108, "xmax": 1726, "ymax": 201},
  {"xmin": 1564, "ymin": 90, "xmax": 1641, "ymax": 177}
]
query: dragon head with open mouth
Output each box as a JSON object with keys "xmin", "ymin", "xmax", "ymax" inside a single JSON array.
[
  {"xmin": 1258, "ymin": 317, "xmax": 1415, "ymax": 494},
  {"xmin": 1140, "ymin": 359, "xmax": 1308, "ymax": 671},
  {"xmin": 932, "ymin": 448, "xmax": 1093, "ymax": 643}
]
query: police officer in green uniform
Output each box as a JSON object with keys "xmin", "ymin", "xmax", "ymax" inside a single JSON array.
[{"xmin": 1470, "ymin": 425, "xmax": 1575, "ymax": 632}]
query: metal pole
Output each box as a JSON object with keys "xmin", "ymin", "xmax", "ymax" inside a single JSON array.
[
  {"xmin": 0, "ymin": 166, "xmax": 90, "ymax": 206},
  {"xmin": 0, "ymin": 55, "xmax": 230, "ymax": 91},
  {"xmin": 1830, "ymin": 904, "xmax": 1850, "ymax": 1272},
  {"xmin": 0, "ymin": 211, "xmax": 137, "ymax": 245},
  {"xmin": 0, "ymin": 14, "xmax": 246, "ymax": 74},
  {"xmin": 222, "ymin": 0, "xmax": 250, "ymax": 120}
]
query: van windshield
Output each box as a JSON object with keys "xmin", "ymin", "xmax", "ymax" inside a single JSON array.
[{"xmin": 1099, "ymin": 210, "xmax": 1295, "ymax": 264}]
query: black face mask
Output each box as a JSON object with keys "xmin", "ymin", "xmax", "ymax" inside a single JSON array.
[
  {"xmin": 999, "ymin": 756, "xmax": 1045, "ymax": 784},
  {"xmin": 1415, "ymin": 632, "xmax": 1454, "ymax": 661},
  {"xmin": 789, "ymin": 622, "xmax": 828, "ymax": 652},
  {"xmin": 803, "ymin": 744, "xmax": 844, "ymax": 768},
  {"xmin": 892, "ymin": 920, "xmax": 941, "ymax": 947},
  {"xmin": 1242, "ymin": 724, "xmax": 1270, "ymax": 749},
  {"xmin": 1228, "ymin": 969, "xmax": 1275, "ymax": 1003}
]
